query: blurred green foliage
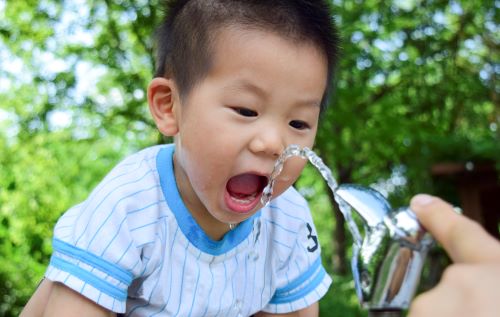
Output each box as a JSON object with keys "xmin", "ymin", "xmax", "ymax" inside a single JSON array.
[{"xmin": 0, "ymin": 0, "xmax": 498, "ymax": 316}]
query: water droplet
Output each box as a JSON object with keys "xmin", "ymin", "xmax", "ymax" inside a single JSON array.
[
  {"xmin": 465, "ymin": 162, "xmax": 474, "ymax": 171},
  {"xmin": 248, "ymin": 251, "xmax": 259, "ymax": 261},
  {"xmin": 361, "ymin": 270, "xmax": 371, "ymax": 289}
]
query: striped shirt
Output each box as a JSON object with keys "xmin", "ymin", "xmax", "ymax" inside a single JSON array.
[{"xmin": 46, "ymin": 144, "xmax": 332, "ymax": 316}]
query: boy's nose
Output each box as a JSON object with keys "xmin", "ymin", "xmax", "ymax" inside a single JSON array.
[{"xmin": 249, "ymin": 128, "xmax": 285, "ymax": 158}]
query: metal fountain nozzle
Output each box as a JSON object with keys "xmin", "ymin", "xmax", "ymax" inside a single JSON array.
[{"xmin": 335, "ymin": 184, "xmax": 434, "ymax": 315}]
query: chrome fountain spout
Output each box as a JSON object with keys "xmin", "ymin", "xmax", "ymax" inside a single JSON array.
[{"xmin": 335, "ymin": 184, "xmax": 434, "ymax": 316}]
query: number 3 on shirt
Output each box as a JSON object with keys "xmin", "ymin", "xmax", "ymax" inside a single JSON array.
[{"xmin": 306, "ymin": 223, "xmax": 318, "ymax": 252}]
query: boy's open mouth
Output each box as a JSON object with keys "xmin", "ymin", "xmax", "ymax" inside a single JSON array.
[{"xmin": 224, "ymin": 173, "xmax": 268, "ymax": 213}]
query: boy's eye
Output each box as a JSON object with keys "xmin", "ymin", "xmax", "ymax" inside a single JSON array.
[
  {"xmin": 233, "ymin": 107, "xmax": 258, "ymax": 117},
  {"xmin": 289, "ymin": 120, "xmax": 310, "ymax": 130}
]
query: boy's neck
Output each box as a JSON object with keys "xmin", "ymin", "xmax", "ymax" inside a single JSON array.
[
  {"xmin": 172, "ymin": 154, "xmax": 232, "ymax": 241},
  {"xmin": 188, "ymin": 206, "xmax": 232, "ymax": 241}
]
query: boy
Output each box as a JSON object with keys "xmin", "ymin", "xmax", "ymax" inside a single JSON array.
[{"xmin": 21, "ymin": 0, "xmax": 340, "ymax": 316}]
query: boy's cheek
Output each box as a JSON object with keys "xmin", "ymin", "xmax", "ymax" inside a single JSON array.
[
  {"xmin": 270, "ymin": 159, "xmax": 307, "ymax": 197},
  {"xmin": 281, "ymin": 157, "xmax": 308, "ymax": 180}
]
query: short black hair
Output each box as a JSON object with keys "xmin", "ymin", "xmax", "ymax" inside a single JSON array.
[{"xmin": 154, "ymin": 0, "xmax": 340, "ymax": 112}]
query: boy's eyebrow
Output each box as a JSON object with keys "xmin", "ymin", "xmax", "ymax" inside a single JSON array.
[
  {"xmin": 295, "ymin": 98, "xmax": 322, "ymax": 108},
  {"xmin": 224, "ymin": 79, "xmax": 268, "ymax": 99},
  {"xmin": 225, "ymin": 79, "xmax": 322, "ymax": 108}
]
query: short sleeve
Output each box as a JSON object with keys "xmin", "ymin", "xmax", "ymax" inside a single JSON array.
[
  {"xmin": 45, "ymin": 148, "xmax": 166, "ymax": 313},
  {"xmin": 262, "ymin": 189, "xmax": 332, "ymax": 314}
]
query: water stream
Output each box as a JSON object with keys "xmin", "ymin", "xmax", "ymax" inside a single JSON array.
[{"xmin": 261, "ymin": 144, "xmax": 363, "ymax": 248}]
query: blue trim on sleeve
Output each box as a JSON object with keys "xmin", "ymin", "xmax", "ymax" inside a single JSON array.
[
  {"xmin": 156, "ymin": 145, "xmax": 261, "ymax": 256},
  {"xmin": 274, "ymin": 256, "xmax": 321, "ymax": 296},
  {"xmin": 52, "ymin": 238, "xmax": 133, "ymax": 285},
  {"xmin": 269, "ymin": 257, "xmax": 327, "ymax": 304},
  {"xmin": 50, "ymin": 256, "xmax": 127, "ymax": 301}
]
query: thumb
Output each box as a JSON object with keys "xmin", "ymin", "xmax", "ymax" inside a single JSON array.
[{"xmin": 410, "ymin": 194, "xmax": 500, "ymax": 263}]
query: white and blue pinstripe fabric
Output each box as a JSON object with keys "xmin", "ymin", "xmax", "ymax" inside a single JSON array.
[{"xmin": 45, "ymin": 144, "xmax": 332, "ymax": 316}]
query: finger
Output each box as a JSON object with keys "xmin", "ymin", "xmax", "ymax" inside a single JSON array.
[
  {"xmin": 408, "ymin": 283, "xmax": 463, "ymax": 317},
  {"xmin": 409, "ymin": 263, "xmax": 500, "ymax": 317},
  {"xmin": 410, "ymin": 194, "xmax": 500, "ymax": 263}
]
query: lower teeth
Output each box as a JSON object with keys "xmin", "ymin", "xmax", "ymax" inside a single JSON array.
[{"xmin": 231, "ymin": 192, "xmax": 257, "ymax": 204}]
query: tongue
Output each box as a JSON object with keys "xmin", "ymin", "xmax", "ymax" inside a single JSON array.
[{"xmin": 227, "ymin": 174, "xmax": 261, "ymax": 196}]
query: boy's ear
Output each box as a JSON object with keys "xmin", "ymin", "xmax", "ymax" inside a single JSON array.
[{"xmin": 147, "ymin": 77, "xmax": 180, "ymax": 136}]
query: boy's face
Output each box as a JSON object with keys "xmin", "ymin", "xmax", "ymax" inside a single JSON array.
[{"xmin": 151, "ymin": 27, "xmax": 327, "ymax": 235}]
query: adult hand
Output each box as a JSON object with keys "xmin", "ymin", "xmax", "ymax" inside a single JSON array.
[{"xmin": 407, "ymin": 194, "xmax": 500, "ymax": 317}]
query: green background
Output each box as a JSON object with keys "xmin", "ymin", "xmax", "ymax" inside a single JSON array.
[{"xmin": 0, "ymin": 0, "xmax": 498, "ymax": 315}]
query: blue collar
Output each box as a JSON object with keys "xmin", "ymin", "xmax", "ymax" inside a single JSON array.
[{"xmin": 156, "ymin": 145, "xmax": 260, "ymax": 256}]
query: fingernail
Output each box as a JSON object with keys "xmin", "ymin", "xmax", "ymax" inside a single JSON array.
[
  {"xmin": 453, "ymin": 206, "xmax": 463, "ymax": 215},
  {"xmin": 412, "ymin": 194, "xmax": 435, "ymax": 206}
]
